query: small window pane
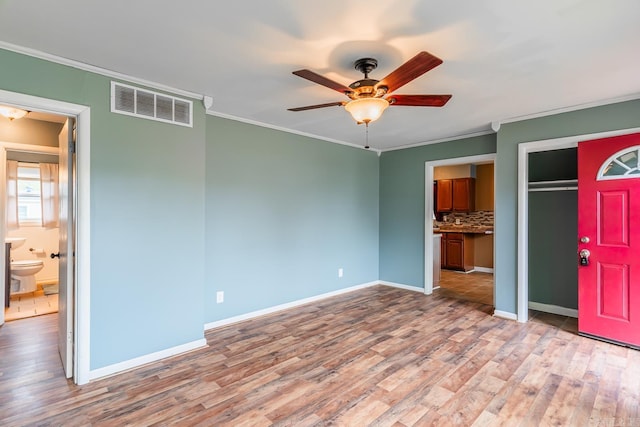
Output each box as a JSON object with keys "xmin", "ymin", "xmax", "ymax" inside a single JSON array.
[
  {"xmin": 16, "ymin": 165, "xmax": 42, "ymax": 225},
  {"xmin": 598, "ymin": 146, "xmax": 640, "ymax": 180}
]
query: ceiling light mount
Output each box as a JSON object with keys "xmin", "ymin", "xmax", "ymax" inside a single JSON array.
[
  {"xmin": 0, "ymin": 105, "xmax": 29, "ymax": 121},
  {"xmin": 353, "ymin": 57, "xmax": 378, "ymax": 79}
]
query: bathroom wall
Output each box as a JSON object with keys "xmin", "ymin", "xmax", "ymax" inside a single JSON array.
[
  {"xmin": 7, "ymin": 227, "xmax": 59, "ymax": 283},
  {"xmin": 0, "ymin": 117, "xmax": 63, "ymax": 146}
]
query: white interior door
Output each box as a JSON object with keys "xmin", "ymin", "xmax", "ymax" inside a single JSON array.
[{"xmin": 58, "ymin": 118, "xmax": 75, "ymax": 378}]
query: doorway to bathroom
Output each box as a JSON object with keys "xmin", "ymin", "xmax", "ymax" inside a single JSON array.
[
  {"xmin": 0, "ymin": 89, "xmax": 91, "ymax": 384},
  {"xmin": 4, "ymin": 139, "xmax": 61, "ymax": 322}
]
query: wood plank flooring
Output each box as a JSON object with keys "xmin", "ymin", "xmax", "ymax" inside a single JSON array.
[
  {"xmin": 437, "ymin": 270, "xmax": 494, "ymax": 306},
  {"xmin": 1, "ymin": 285, "xmax": 639, "ymax": 426}
]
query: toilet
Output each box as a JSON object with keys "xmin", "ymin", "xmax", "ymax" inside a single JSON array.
[{"xmin": 10, "ymin": 260, "xmax": 44, "ymax": 294}]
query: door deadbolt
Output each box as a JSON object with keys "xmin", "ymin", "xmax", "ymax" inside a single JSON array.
[
  {"xmin": 579, "ymin": 249, "xmax": 590, "ymax": 266},
  {"xmin": 580, "ymin": 236, "xmax": 590, "ymax": 243}
]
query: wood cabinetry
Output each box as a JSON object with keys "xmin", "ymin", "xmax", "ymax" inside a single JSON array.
[
  {"xmin": 441, "ymin": 232, "xmax": 475, "ymax": 272},
  {"xmin": 436, "ymin": 178, "xmax": 475, "ymax": 212}
]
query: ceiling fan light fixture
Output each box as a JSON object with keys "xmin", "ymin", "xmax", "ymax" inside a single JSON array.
[
  {"xmin": 0, "ymin": 105, "xmax": 28, "ymax": 121},
  {"xmin": 344, "ymin": 97, "xmax": 389, "ymax": 124}
]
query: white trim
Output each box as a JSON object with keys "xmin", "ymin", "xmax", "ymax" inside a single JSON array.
[
  {"xmin": 383, "ymin": 130, "xmax": 495, "ymax": 153},
  {"xmin": 517, "ymin": 126, "xmax": 640, "ymax": 324},
  {"xmin": 0, "ymin": 89, "xmax": 92, "ymax": 385},
  {"xmin": 0, "ymin": 41, "xmax": 203, "ymax": 101},
  {"xmin": 424, "ymin": 153, "xmax": 496, "ymax": 298},
  {"xmin": 474, "ymin": 267, "xmax": 494, "ymax": 274},
  {"xmin": 493, "ymin": 310, "xmax": 518, "ymax": 321},
  {"xmin": 206, "ymin": 110, "xmax": 381, "ymax": 154},
  {"xmin": 204, "ymin": 281, "xmax": 379, "ymax": 330},
  {"xmin": 88, "ymin": 338, "xmax": 207, "ymax": 381},
  {"xmin": 378, "ymin": 280, "xmax": 424, "ymax": 293},
  {"xmin": 528, "ymin": 301, "xmax": 578, "ymax": 318},
  {"xmin": 496, "ymin": 92, "xmax": 640, "ymax": 127}
]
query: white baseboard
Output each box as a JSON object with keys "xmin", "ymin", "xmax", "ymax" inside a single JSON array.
[
  {"xmin": 378, "ymin": 280, "xmax": 424, "ymax": 293},
  {"xmin": 204, "ymin": 281, "xmax": 379, "ymax": 331},
  {"xmin": 528, "ymin": 301, "xmax": 578, "ymax": 318},
  {"xmin": 88, "ymin": 338, "xmax": 207, "ymax": 381},
  {"xmin": 493, "ymin": 310, "xmax": 517, "ymax": 321},
  {"xmin": 473, "ymin": 267, "xmax": 494, "ymax": 274}
]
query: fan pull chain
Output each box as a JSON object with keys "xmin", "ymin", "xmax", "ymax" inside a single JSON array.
[{"xmin": 364, "ymin": 122, "xmax": 370, "ymax": 150}]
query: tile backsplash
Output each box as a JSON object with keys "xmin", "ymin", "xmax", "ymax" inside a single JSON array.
[{"xmin": 438, "ymin": 210, "xmax": 494, "ymax": 227}]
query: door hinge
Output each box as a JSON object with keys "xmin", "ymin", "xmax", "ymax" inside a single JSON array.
[
  {"xmin": 69, "ymin": 140, "xmax": 76, "ymax": 154},
  {"xmin": 67, "ymin": 332, "xmax": 73, "ymax": 343}
]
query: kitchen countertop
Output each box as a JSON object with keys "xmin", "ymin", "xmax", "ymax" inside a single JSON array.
[{"xmin": 433, "ymin": 225, "xmax": 493, "ymax": 234}]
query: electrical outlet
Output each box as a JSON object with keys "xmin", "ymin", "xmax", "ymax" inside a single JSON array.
[
  {"xmin": 216, "ymin": 291, "xmax": 224, "ymax": 303},
  {"xmin": 338, "ymin": 268, "xmax": 343, "ymax": 278}
]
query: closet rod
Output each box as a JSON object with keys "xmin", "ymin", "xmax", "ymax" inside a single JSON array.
[{"xmin": 528, "ymin": 187, "xmax": 577, "ymax": 192}]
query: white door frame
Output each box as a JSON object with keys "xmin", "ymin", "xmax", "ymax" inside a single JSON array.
[
  {"xmin": 424, "ymin": 153, "xmax": 496, "ymax": 296},
  {"xmin": 516, "ymin": 126, "xmax": 640, "ymax": 323},
  {"xmin": 0, "ymin": 89, "xmax": 91, "ymax": 385}
]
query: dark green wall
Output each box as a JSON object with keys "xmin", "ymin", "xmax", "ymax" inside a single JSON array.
[
  {"xmin": 204, "ymin": 116, "xmax": 379, "ymax": 321},
  {"xmin": 379, "ymin": 134, "xmax": 496, "ymax": 286},
  {"xmin": 528, "ymin": 191, "xmax": 578, "ymax": 308}
]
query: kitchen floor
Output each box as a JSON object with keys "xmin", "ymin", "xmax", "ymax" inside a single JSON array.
[
  {"xmin": 436, "ymin": 270, "xmax": 493, "ymax": 306},
  {"xmin": 4, "ymin": 287, "xmax": 58, "ymax": 321}
]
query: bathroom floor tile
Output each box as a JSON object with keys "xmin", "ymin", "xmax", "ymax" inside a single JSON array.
[{"xmin": 4, "ymin": 286, "xmax": 59, "ymax": 322}]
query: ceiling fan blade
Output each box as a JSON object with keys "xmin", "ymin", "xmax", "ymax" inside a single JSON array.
[
  {"xmin": 378, "ymin": 51, "xmax": 443, "ymax": 93},
  {"xmin": 387, "ymin": 94, "xmax": 452, "ymax": 107},
  {"xmin": 288, "ymin": 101, "xmax": 345, "ymax": 112},
  {"xmin": 292, "ymin": 70, "xmax": 352, "ymax": 94}
]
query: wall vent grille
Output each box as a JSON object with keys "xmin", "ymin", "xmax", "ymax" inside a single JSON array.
[{"xmin": 110, "ymin": 81, "xmax": 193, "ymax": 127}]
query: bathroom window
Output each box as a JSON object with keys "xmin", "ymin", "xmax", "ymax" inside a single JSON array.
[{"xmin": 17, "ymin": 164, "xmax": 42, "ymax": 226}]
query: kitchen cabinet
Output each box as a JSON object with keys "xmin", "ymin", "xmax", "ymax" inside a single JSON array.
[
  {"xmin": 436, "ymin": 178, "xmax": 475, "ymax": 212},
  {"xmin": 441, "ymin": 232, "xmax": 475, "ymax": 272}
]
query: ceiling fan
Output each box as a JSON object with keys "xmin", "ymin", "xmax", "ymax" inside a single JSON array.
[{"xmin": 288, "ymin": 51, "xmax": 452, "ymax": 125}]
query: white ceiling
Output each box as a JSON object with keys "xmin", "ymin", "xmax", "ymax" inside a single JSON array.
[{"xmin": 1, "ymin": 1, "xmax": 639, "ymax": 151}]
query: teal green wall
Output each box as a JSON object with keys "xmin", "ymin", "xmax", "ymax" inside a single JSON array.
[
  {"xmin": 379, "ymin": 134, "xmax": 496, "ymax": 286},
  {"xmin": 495, "ymin": 99, "xmax": 640, "ymax": 314},
  {"xmin": 205, "ymin": 117, "xmax": 379, "ymax": 321},
  {"xmin": 3, "ymin": 45, "xmax": 640, "ymax": 373},
  {"xmin": 1, "ymin": 48, "xmax": 207, "ymax": 369}
]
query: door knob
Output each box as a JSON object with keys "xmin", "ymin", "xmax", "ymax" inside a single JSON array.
[{"xmin": 51, "ymin": 252, "xmax": 60, "ymax": 259}]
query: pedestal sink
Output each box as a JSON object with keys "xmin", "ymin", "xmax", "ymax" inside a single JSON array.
[{"xmin": 5, "ymin": 237, "xmax": 26, "ymax": 249}]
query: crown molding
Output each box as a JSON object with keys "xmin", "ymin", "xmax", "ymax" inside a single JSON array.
[
  {"xmin": 381, "ymin": 129, "xmax": 495, "ymax": 153},
  {"xmin": 206, "ymin": 110, "xmax": 381, "ymax": 154},
  {"xmin": 0, "ymin": 41, "xmax": 204, "ymax": 101},
  {"xmin": 495, "ymin": 92, "xmax": 640, "ymax": 128}
]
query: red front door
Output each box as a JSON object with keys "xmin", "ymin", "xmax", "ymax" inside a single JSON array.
[{"xmin": 578, "ymin": 132, "xmax": 640, "ymax": 347}]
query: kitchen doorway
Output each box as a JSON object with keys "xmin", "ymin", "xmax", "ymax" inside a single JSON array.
[{"xmin": 424, "ymin": 153, "xmax": 496, "ymax": 310}]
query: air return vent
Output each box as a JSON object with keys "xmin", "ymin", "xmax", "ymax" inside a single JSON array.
[{"xmin": 110, "ymin": 81, "xmax": 193, "ymax": 127}]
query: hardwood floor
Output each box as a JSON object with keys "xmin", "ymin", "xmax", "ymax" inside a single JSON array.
[
  {"xmin": 1, "ymin": 285, "xmax": 638, "ymax": 426},
  {"xmin": 436, "ymin": 270, "xmax": 494, "ymax": 306}
]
